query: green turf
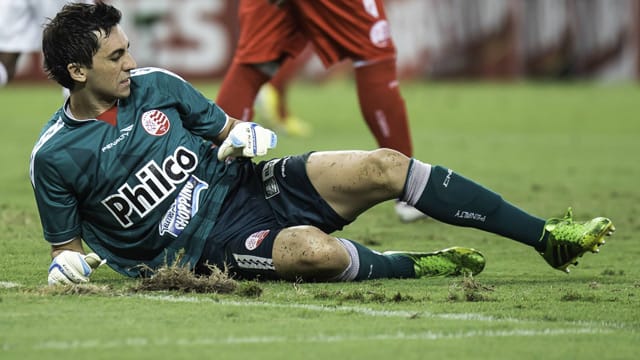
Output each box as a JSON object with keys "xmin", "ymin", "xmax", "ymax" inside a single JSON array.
[{"xmin": 0, "ymin": 80, "xmax": 638, "ymax": 359}]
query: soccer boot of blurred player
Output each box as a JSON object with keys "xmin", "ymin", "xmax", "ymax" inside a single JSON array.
[
  {"xmin": 255, "ymin": 83, "xmax": 311, "ymax": 137},
  {"xmin": 539, "ymin": 208, "xmax": 615, "ymax": 273},
  {"xmin": 384, "ymin": 246, "xmax": 485, "ymax": 277}
]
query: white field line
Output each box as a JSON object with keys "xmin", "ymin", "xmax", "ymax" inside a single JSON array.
[
  {"xmin": 139, "ymin": 294, "xmax": 628, "ymax": 331},
  {"xmin": 141, "ymin": 293, "xmax": 501, "ymax": 321},
  {"xmin": 0, "ymin": 281, "xmax": 21, "ymax": 288},
  {"xmin": 27, "ymin": 328, "xmax": 611, "ymax": 350},
  {"xmin": 0, "ymin": 285, "xmax": 628, "ymax": 330},
  {"xmin": 0, "ymin": 292, "xmax": 623, "ymax": 352}
]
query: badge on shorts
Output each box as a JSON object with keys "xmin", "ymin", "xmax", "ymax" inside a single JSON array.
[{"xmin": 245, "ymin": 230, "xmax": 270, "ymax": 251}]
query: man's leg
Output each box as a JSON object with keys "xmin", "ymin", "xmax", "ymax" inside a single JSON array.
[
  {"xmin": 306, "ymin": 149, "xmax": 541, "ymax": 240},
  {"xmin": 272, "ymin": 226, "xmax": 483, "ymax": 281},
  {"xmin": 0, "ymin": 53, "xmax": 20, "ymax": 86},
  {"xmin": 215, "ymin": 62, "xmax": 272, "ymax": 121},
  {"xmin": 353, "ymin": 59, "xmax": 427, "ymax": 221},
  {"xmin": 263, "ymin": 48, "xmax": 312, "ymax": 121},
  {"xmin": 400, "ymin": 159, "xmax": 615, "ymax": 272},
  {"xmin": 401, "ymin": 160, "xmax": 548, "ymax": 248},
  {"xmin": 354, "ymin": 58, "xmax": 412, "ymax": 156},
  {"xmin": 305, "ymin": 149, "xmax": 614, "ymax": 273},
  {"xmin": 305, "ymin": 149, "xmax": 410, "ymax": 221},
  {"xmin": 255, "ymin": 51, "xmax": 313, "ymax": 137},
  {"xmin": 0, "ymin": 62, "xmax": 8, "ymax": 86}
]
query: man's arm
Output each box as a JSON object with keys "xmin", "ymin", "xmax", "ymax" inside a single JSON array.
[
  {"xmin": 215, "ymin": 117, "xmax": 278, "ymax": 160},
  {"xmin": 213, "ymin": 116, "xmax": 243, "ymax": 145},
  {"xmin": 48, "ymin": 236, "xmax": 105, "ymax": 285},
  {"xmin": 51, "ymin": 236, "xmax": 85, "ymax": 258}
]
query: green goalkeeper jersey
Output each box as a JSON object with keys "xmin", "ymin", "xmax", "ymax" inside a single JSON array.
[{"xmin": 30, "ymin": 67, "xmax": 238, "ymax": 276}]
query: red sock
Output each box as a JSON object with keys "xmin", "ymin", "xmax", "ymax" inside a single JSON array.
[
  {"xmin": 216, "ymin": 62, "xmax": 270, "ymax": 121},
  {"xmin": 355, "ymin": 59, "xmax": 413, "ymax": 156}
]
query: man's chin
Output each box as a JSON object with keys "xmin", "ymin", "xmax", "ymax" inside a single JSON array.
[{"xmin": 116, "ymin": 89, "xmax": 131, "ymax": 99}]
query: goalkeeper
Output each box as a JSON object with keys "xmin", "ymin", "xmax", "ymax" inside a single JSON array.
[{"xmin": 33, "ymin": 2, "xmax": 614, "ymax": 285}]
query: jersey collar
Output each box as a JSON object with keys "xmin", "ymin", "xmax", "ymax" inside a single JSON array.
[{"xmin": 62, "ymin": 98, "xmax": 119, "ymax": 127}]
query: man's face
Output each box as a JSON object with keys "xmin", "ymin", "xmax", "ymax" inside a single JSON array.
[{"xmin": 85, "ymin": 25, "xmax": 137, "ymax": 100}]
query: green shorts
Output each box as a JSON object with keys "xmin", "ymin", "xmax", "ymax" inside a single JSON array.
[{"xmin": 197, "ymin": 152, "xmax": 349, "ymax": 279}]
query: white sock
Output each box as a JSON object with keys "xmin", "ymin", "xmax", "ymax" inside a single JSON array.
[
  {"xmin": 328, "ymin": 238, "xmax": 359, "ymax": 282},
  {"xmin": 402, "ymin": 159, "xmax": 431, "ymax": 206}
]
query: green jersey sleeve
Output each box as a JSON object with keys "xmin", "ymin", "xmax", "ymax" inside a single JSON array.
[
  {"xmin": 131, "ymin": 67, "xmax": 229, "ymax": 140},
  {"xmin": 30, "ymin": 118, "xmax": 82, "ymax": 244}
]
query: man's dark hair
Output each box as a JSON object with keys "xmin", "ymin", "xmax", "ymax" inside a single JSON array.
[{"xmin": 42, "ymin": 2, "xmax": 122, "ymax": 89}]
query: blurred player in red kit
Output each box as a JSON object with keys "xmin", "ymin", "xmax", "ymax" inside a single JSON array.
[{"xmin": 216, "ymin": 0, "xmax": 424, "ymax": 221}]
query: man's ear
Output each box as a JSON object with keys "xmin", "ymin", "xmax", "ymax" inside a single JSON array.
[{"xmin": 67, "ymin": 63, "xmax": 87, "ymax": 83}]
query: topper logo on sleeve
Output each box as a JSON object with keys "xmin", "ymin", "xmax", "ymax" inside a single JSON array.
[
  {"xmin": 101, "ymin": 146, "xmax": 198, "ymax": 228},
  {"xmin": 141, "ymin": 110, "xmax": 170, "ymax": 136}
]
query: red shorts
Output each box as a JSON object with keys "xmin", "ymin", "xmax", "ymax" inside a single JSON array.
[{"xmin": 233, "ymin": 0, "xmax": 397, "ymax": 67}]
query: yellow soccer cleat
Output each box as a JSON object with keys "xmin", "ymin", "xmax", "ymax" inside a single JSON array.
[
  {"xmin": 385, "ymin": 247, "xmax": 486, "ymax": 277},
  {"xmin": 540, "ymin": 208, "xmax": 615, "ymax": 273}
]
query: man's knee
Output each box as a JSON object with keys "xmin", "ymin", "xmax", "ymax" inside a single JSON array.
[
  {"xmin": 363, "ymin": 148, "xmax": 409, "ymax": 191},
  {"xmin": 272, "ymin": 226, "xmax": 349, "ymax": 280}
]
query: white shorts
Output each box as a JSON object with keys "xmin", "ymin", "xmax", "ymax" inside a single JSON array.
[{"xmin": 0, "ymin": 0, "xmax": 88, "ymax": 53}]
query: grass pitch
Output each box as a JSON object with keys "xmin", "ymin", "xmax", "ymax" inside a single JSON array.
[{"xmin": 0, "ymin": 80, "xmax": 638, "ymax": 359}]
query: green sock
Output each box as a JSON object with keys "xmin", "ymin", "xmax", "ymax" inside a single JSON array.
[
  {"xmin": 335, "ymin": 239, "xmax": 415, "ymax": 280},
  {"xmin": 407, "ymin": 163, "xmax": 546, "ymax": 251}
]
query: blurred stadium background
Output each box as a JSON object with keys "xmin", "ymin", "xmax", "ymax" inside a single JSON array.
[{"xmin": 9, "ymin": 0, "xmax": 640, "ymax": 84}]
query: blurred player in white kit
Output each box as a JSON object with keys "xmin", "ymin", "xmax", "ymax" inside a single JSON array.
[{"xmin": 0, "ymin": 0, "xmax": 92, "ymax": 86}]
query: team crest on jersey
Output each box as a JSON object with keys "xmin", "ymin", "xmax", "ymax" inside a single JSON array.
[
  {"xmin": 141, "ymin": 110, "xmax": 170, "ymax": 136},
  {"xmin": 245, "ymin": 230, "xmax": 270, "ymax": 251},
  {"xmin": 159, "ymin": 175, "xmax": 209, "ymax": 237}
]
